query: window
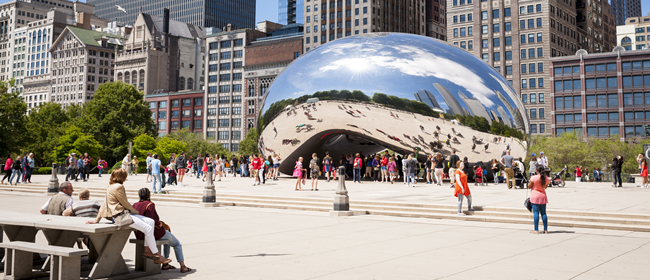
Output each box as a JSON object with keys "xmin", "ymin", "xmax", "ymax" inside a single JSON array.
[
  {"xmin": 218, "ymin": 131, "xmax": 229, "ymax": 140},
  {"xmin": 481, "ymin": 11, "xmax": 488, "ymax": 20},
  {"xmin": 504, "ymin": 8, "xmax": 511, "ymax": 17},
  {"xmin": 521, "ymin": 49, "xmax": 526, "ymax": 58},
  {"xmin": 522, "ymin": 94, "xmax": 528, "ymax": 103},
  {"xmin": 218, "ymin": 119, "xmax": 229, "ymax": 127},
  {"xmin": 493, "ymin": 52, "xmax": 500, "ymax": 61},
  {"xmin": 232, "ymin": 131, "xmax": 241, "ymax": 140},
  {"xmin": 493, "ymin": 9, "xmax": 499, "ymax": 18},
  {"xmin": 482, "ymin": 54, "xmax": 489, "ymax": 62},
  {"xmin": 233, "ymin": 107, "xmax": 242, "ymax": 114},
  {"xmin": 522, "ymin": 79, "xmax": 527, "ymax": 88},
  {"xmin": 468, "ymin": 27, "xmax": 473, "ymax": 35},
  {"xmin": 505, "ymin": 22, "xmax": 511, "ymax": 31},
  {"xmin": 505, "ymin": 51, "xmax": 512, "ymax": 60},
  {"xmin": 194, "ymin": 120, "xmax": 202, "ymax": 129},
  {"xmin": 537, "ymin": 33, "xmax": 543, "ymax": 42},
  {"xmin": 536, "ymin": 4, "xmax": 542, "ymax": 12},
  {"xmin": 493, "ymin": 24, "xmax": 499, "ymax": 33},
  {"xmin": 158, "ymin": 111, "xmax": 167, "ymax": 119},
  {"xmin": 521, "ymin": 35, "xmax": 526, "ymax": 44},
  {"xmin": 537, "ymin": 18, "xmax": 542, "ymax": 27},
  {"xmin": 539, "ymin": 93, "xmax": 544, "ymax": 103},
  {"xmin": 194, "ymin": 98, "xmax": 203, "ymax": 106},
  {"xmin": 537, "ymin": 48, "xmax": 543, "ymax": 57},
  {"xmin": 219, "ymin": 85, "xmax": 230, "ymax": 93},
  {"xmin": 482, "ymin": 39, "xmax": 488, "ymax": 48},
  {"xmin": 520, "ymin": 20, "xmax": 526, "ymax": 29},
  {"xmin": 493, "ymin": 38, "xmax": 500, "ymax": 47},
  {"xmin": 482, "ymin": 25, "xmax": 488, "ymax": 34},
  {"xmin": 528, "ymin": 34, "xmax": 535, "ymax": 43},
  {"xmin": 538, "ymin": 78, "xmax": 544, "ymax": 87},
  {"xmin": 522, "ymin": 64, "xmax": 527, "ymax": 74},
  {"xmin": 454, "ymin": 29, "xmax": 458, "ymax": 37},
  {"xmin": 530, "ymin": 109, "xmax": 537, "ymax": 118},
  {"xmin": 219, "ymin": 108, "xmax": 230, "ymax": 115},
  {"xmin": 506, "ymin": 66, "xmax": 512, "ymax": 75},
  {"xmin": 220, "ymin": 52, "xmax": 231, "ymax": 59},
  {"xmin": 530, "ymin": 78, "xmax": 536, "ymax": 88},
  {"xmin": 505, "ymin": 36, "xmax": 511, "ymax": 46},
  {"xmin": 540, "ymin": 124, "xmax": 545, "ymax": 134},
  {"xmin": 158, "ymin": 121, "xmax": 166, "ymax": 130},
  {"xmin": 529, "ymin": 48, "xmax": 535, "ymax": 58},
  {"xmin": 530, "ymin": 124, "xmax": 537, "ymax": 134},
  {"xmin": 460, "ymin": 28, "xmax": 466, "ymax": 36}
]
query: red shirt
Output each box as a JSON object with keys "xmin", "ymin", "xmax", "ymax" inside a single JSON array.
[
  {"xmin": 380, "ymin": 157, "xmax": 388, "ymax": 166},
  {"xmin": 252, "ymin": 158, "xmax": 261, "ymax": 170},
  {"xmin": 132, "ymin": 201, "xmax": 166, "ymax": 240}
]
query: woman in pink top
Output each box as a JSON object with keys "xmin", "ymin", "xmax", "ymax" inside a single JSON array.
[
  {"xmin": 2, "ymin": 154, "xmax": 13, "ymax": 185},
  {"xmin": 387, "ymin": 157, "xmax": 397, "ymax": 184},
  {"xmin": 528, "ymin": 166, "xmax": 550, "ymax": 234}
]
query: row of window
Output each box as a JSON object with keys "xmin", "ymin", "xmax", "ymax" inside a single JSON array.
[
  {"xmin": 208, "ymin": 51, "xmax": 243, "ymax": 61},
  {"xmin": 556, "ymin": 127, "xmax": 649, "ymax": 138},
  {"xmin": 158, "ymin": 120, "xmax": 202, "ymax": 130},
  {"xmin": 521, "ymin": 78, "xmax": 545, "ymax": 89},
  {"xmin": 528, "ymin": 108, "xmax": 545, "ymax": 119},
  {"xmin": 155, "ymin": 109, "xmax": 203, "ymax": 119},
  {"xmin": 208, "ymin": 84, "xmax": 243, "ymax": 93},
  {"xmin": 521, "ymin": 93, "xmax": 545, "ymax": 103},
  {"xmin": 554, "ymin": 61, "xmax": 650, "ymax": 76},
  {"xmin": 207, "ymin": 118, "xmax": 242, "ymax": 128},
  {"xmin": 529, "ymin": 123, "xmax": 545, "ymax": 134},
  {"xmin": 206, "ymin": 131, "xmax": 242, "ymax": 141},
  {"xmin": 208, "ymin": 39, "xmax": 244, "ymax": 50},
  {"xmin": 149, "ymin": 98, "xmax": 203, "ymax": 109},
  {"xmin": 207, "ymin": 62, "xmax": 243, "ymax": 72},
  {"xmin": 304, "ymin": 0, "xmax": 367, "ymax": 12},
  {"xmin": 452, "ymin": 13, "xmax": 473, "ymax": 23},
  {"xmin": 207, "ymin": 96, "xmax": 242, "ymax": 104},
  {"xmin": 207, "ymin": 107, "xmax": 242, "ymax": 115},
  {"xmin": 522, "ymin": 62, "xmax": 545, "ymax": 74},
  {"xmin": 557, "ymin": 111, "xmax": 650, "ymax": 124},
  {"xmin": 555, "ymin": 93, "xmax": 650, "ymax": 110},
  {"xmin": 554, "ymin": 75, "xmax": 650, "ymax": 92},
  {"xmin": 635, "ymin": 27, "xmax": 650, "ymax": 33}
]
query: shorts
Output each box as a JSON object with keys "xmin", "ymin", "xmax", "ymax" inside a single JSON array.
[
  {"xmin": 252, "ymin": 169, "xmax": 259, "ymax": 178},
  {"xmin": 381, "ymin": 166, "xmax": 387, "ymax": 170},
  {"xmin": 147, "ymin": 169, "xmax": 152, "ymax": 175},
  {"xmin": 311, "ymin": 170, "xmax": 319, "ymax": 178},
  {"xmin": 177, "ymin": 169, "xmax": 185, "ymax": 176},
  {"xmin": 274, "ymin": 163, "xmax": 280, "ymax": 168},
  {"xmin": 389, "ymin": 170, "xmax": 396, "ymax": 174},
  {"xmin": 325, "ymin": 165, "xmax": 331, "ymax": 172}
]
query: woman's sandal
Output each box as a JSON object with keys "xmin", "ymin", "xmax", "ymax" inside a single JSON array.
[
  {"xmin": 162, "ymin": 264, "xmax": 177, "ymax": 270},
  {"xmin": 142, "ymin": 252, "xmax": 159, "ymax": 260},
  {"xmin": 154, "ymin": 258, "xmax": 172, "ymax": 264},
  {"xmin": 181, "ymin": 267, "xmax": 192, "ymax": 273}
]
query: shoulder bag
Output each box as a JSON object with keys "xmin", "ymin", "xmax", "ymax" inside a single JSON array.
[{"xmin": 104, "ymin": 193, "xmax": 133, "ymax": 230}]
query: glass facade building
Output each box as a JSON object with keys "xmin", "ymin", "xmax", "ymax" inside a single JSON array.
[
  {"xmin": 279, "ymin": 0, "xmax": 304, "ymax": 25},
  {"xmin": 86, "ymin": 0, "xmax": 255, "ymax": 29}
]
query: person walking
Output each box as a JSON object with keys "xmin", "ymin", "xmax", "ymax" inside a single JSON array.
[
  {"xmin": 251, "ymin": 154, "xmax": 261, "ymax": 186},
  {"xmin": 405, "ymin": 154, "xmax": 417, "ymax": 188},
  {"xmin": 528, "ymin": 154, "xmax": 538, "ymax": 178},
  {"xmin": 97, "ymin": 157, "xmax": 106, "ymax": 178},
  {"xmin": 10, "ymin": 155, "xmax": 22, "ymax": 186},
  {"xmin": 309, "ymin": 153, "xmax": 320, "ymax": 191},
  {"xmin": 213, "ymin": 155, "xmax": 222, "ymax": 182},
  {"xmin": 454, "ymin": 161, "xmax": 474, "ymax": 216},
  {"xmin": 353, "ymin": 153, "xmax": 362, "ymax": 183},
  {"xmin": 24, "ymin": 153, "xmax": 34, "ymax": 183},
  {"xmin": 500, "ymin": 150, "xmax": 515, "ymax": 189},
  {"xmin": 372, "ymin": 154, "xmax": 380, "ymax": 183},
  {"xmin": 387, "ymin": 157, "xmax": 397, "ymax": 184},
  {"xmin": 196, "ymin": 153, "xmax": 204, "ymax": 179},
  {"xmin": 66, "ymin": 153, "xmax": 77, "ymax": 182},
  {"xmin": 448, "ymin": 150, "xmax": 460, "ymax": 188},
  {"xmin": 77, "ymin": 156, "xmax": 86, "ymax": 182},
  {"xmin": 640, "ymin": 158, "xmax": 648, "ymax": 188},
  {"xmin": 322, "ymin": 153, "xmax": 332, "ymax": 182},
  {"xmin": 257, "ymin": 154, "xmax": 266, "ymax": 184},
  {"xmin": 293, "ymin": 157, "xmax": 305, "ymax": 191},
  {"xmin": 425, "ymin": 155, "xmax": 433, "ymax": 184},
  {"xmin": 528, "ymin": 166, "xmax": 550, "ymax": 234},
  {"xmin": 491, "ymin": 159, "xmax": 500, "ymax": 185},
  {"xmin": 611, "ymin": 156, "xmax": 624, "ymax": 188},
  {"xmin": 380, "ymin": 154, "xmax": 388, "ymax": 183},
  {"xmin": 148, "ymin": 154, "xmax": 163, "ymax": 194},
  {"xmin": 133, "ymin": 188, "xmax": 192, "ymax": 273},
  {"xmin": 434, "ymin": 153, "xmax": 445, "ymax": 186},
  {"xmin": 86, "ymin": 168, "xmax": 171, "ymax": 265},
  {"xmin": 575, "ymin": 166, "xmax": 582, "ymax": 182},
  {"xmin": 83, "ymin": 153, "xmax": 91, "ymax": 180},
  {"xmin": 2, "ymin": 153, "xmax": 13, "ymax": 184},
  {"xmin": 273, "ymin": 154, "xmax": 281, "ymax": 181},
  {"xmin": 145, "ymin": 153, "xmax": 153, "ymax": 182}
]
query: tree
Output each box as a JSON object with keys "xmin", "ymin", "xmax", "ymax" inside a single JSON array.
[
  {"xmin": 167, "ymin": 129, "xmax": 231, "ymax": 158},
  {"xmin": 83, "ymin": 82, "xmax": 156, "ymax": 163},
  {"xmin": 24, "ymin": 103, "xmax": 70, "ymax": 166},
  {"xmin": 0, "ymin": 79, "xmax": 27, "ymax": 158},
  {"xmin": 155, "ymin": 137, "xmax": 187, "ymax": 163},
  {"xmin": 52, "ymin": 125, "xmax": 103, "ymax": 164},
  {"xmin": 132, "ymin": 134, "xmax": 157, "ymax": 159},
  {"xmin": 238, "ymin": 128, "xmax": 259, "ymax": 155}
]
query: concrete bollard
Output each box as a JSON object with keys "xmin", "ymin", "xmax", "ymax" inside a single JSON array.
[
  {"xmin": 199, "ymin": 171, "xmax": 219, "ymax": 207},
  {"xmin": 330, "ymin": 166, "xmax": 353, "ymax": 216},
  {"xmin": 47, "ymin": 163, "xmax": 60, "ymax": 196}
]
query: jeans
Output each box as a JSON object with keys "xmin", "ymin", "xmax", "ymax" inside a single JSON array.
[
  {"xmin": 10, "ymin": 169, "xmax": 22, "ymax": 184},
  {"xmin": 196, "ymin": 170, "xmax": 203, "ymax": 178},
  {"xmin": 128, "ymin": 215, "xmax": 158, "ymax": 254},
  {"xmin": 493, "ymin": 171, "xmax": 499, "ymax": 184},
  {"xmin": 353, "ymin": 168, "xmax": 361, "ymax": 182},
  {"xmin": 612, "ymin": 171, "xmax": 622, "ymax": 187},
  {"xmin": 531, "ymin": 203, "xmax": 548, "ymax": 232},
  {"xmin": 77, "ymin": 167, "xmax": 85, "ymax": 181},
  {"xmin": 406, "ymin": 172, "xmax": 415, "ymax": 185},
  {"xmin": 159, "ymin": 230, "xmax": 184, "ymax": 262},
  {"xmin": 98, "ymin": 168, "xmax": 103, "ymax": 177},
  {"xmin": 152, "ymin": 173, "xmax": 162, "ymax": 193},
  {"xmin": 66, "ymin": 168, "xmax": 76, "ymax": 181},
  {"xmin": 458, "ymin": 194, "xmax": 473, "ymax": 213},
  {"xmin": 24, "ymin": 167, "xmax": 33, "ymax": 182}
]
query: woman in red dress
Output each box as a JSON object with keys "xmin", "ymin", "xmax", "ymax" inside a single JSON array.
[
  {"xmin": 640, "ymin": 158, "xmax": 648, "ymax": 188},
  {"xmin": 454, "ymin": 161, "xmax": 475, "ymax": 216}
]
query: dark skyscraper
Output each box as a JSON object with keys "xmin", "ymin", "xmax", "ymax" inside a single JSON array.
[
  {"xmin": 279, "ymin": 0, "xmax": 304, "ymax": 25},
  {"xmin": 610, "ymin": 0, "xmax": 642, "ymax": 26},
  {"xmin": 433, "ymin": 83, "xmax": 465, "ymax": 116},
  {"xmin": 414, "ymin": 89, "xmax": 443, "ymax": 113},
  {"xmin": 86, "ymin": 0, "xmax": 255, "ymax": 29}
]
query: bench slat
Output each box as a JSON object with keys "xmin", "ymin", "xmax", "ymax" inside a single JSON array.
[
  {"xmin": 129, "ymin": 239, "xmax": 169, "ymax": 246},
  {"xmin": 0, "ymin": 241, "xmax": 87, "ymax": 257}
]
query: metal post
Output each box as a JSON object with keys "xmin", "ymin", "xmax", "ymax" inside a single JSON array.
[
  {"xmin": 199, "ymin": 170, "xmax": 218, "ymax": 207},
  {"xmin": 330, "ymin": 166, "xmax": 353, "ymax": 216},
  {"xmin": 47, "ymin": 163, "xmax": 59, "ymax": 196}
]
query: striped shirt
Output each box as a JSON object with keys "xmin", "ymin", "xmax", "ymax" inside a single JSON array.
[{"xmin": 71, "ymin": 200, "xmax": 101, "ymax": 218}]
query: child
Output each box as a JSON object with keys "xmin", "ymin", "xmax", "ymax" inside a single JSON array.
[
  {"xmin": 387, "ymin": 157, "xmax": 397, "ymax": 184},
  {"xmin": 293, "ymin": 157, "xmax": 305, "ymax": 191},
  {"xmin": 168, "ymin": 164, "xmax": 177, "ymax": 186}
]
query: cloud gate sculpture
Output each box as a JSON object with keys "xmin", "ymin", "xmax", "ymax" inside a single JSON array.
[{"xmin": 258, "ymin": 33, "xmax": 529, "ymax": 175}]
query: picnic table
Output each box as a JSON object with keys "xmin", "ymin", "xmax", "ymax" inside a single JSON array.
[{"xmin": 0, "ymin": 210, "xmax": 156, "ymax": 279}]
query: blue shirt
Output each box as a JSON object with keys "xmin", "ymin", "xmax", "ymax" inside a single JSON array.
[
  {"xmin": 77, "ymin": 158, "xmax": 84, "ymax": 168},
  {"xmin": 150, "ymin": 159, "xmax": 161, "ymax": 175},
  {"xmin": 146, "ymin": 156, "xmax": 152, "ymax": 167}
]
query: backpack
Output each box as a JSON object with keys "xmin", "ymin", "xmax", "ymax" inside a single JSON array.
[{"xmin": 353, "ymin": 158, "xmax": 360, "ymax": 168}]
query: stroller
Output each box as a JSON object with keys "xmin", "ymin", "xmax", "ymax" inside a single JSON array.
[
  {"xmin": 513, "ymin": 164, "xmax": 528, "ymax": 189},
  {"xmin": 474, "ymin": 166, "xmax": 487, "ymax": 186}
]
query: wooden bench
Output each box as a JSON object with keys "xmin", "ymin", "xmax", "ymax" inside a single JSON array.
[
  {"xmin": 128, "ymin": 239, "xmax": 170, "ymax": 274},
  {"xmin": 1, "ymin": 241, "xmax": 87, "ymax": 280}
]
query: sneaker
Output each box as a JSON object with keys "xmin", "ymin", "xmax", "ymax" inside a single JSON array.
[
  {"xmin": 457, "ymin": 213, "xmax": 466, "ymax": 216},
  {"xmin": 468, "ymin": 208, "xmax": 475, "ymax": 211},
  {"xmin": 407, "ymin": 184, "xmax": 411, "ymax": 187}
]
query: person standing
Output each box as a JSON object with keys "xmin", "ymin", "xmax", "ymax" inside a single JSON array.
[
  {"xmin": 637, "ymin": 154, "xmax": 644, "ymax": 174},
  {"xmin": 612, "ymin": 156, "xmax": 624, "ymax": 188},
  {"xmin": 40, "ymin": 182, "xmax": 74, "ymax": 215},
  {"xmin": 86, "ymin": 168, "xmax": 171, "ymax": 265},
  {"xmin": 322, "ymin": 153, "xmax": 332, "ymax": 182},
  {"xmin": 196, "ymin": 153, "xmax": 204, "ymax": 179},
  {"xmin": 66, "ymin": 153, "xmax": 77, "ymax": 182},
  {"xmin": 10, "ymin": 155, "xmax": 22, "ymax": 186},
  {"xmin": 500, "ymin": 150, "xmax": 515, "ymax": 189},
  {"xmin": 380, "ymin": 154, "xmax": 388, "ymax": 183},
  {"xmin": 425, "ymin": 155, "xmax": 433, "ymax": 185},
  {"xmin": 77, "ymin": 156, "xmax": 86, "ymax": 182},
  {"xmin": 232, "ymin": 155, "xmax": 239, "ymax": 178},
  {"xmin": 251, "ymin": 154, "xmax": 261, "ymax": 186},
  {"xmin": 454, "ymin": 161, "xmax": 474, "ymax": 216},
  {"xmin": 214, "ymin": 155, "xmax": 223, "ymax": 182},
  {"xmin": 2, "ymin": 153, "xmax": 13, "ymax": 185},
  {"xmin": 145, "ymin": 153, "xmax": 153, "ymax": 182},
  {"xmin": 293, "ymin": 157, "xmax": 305, "ymax": 191},
  {"xmin": 24, "ymin": 153, "xmax": 34, "ymax": 183},
  {"xmin": 448, "ymin": 150, "xmax": 460, "ymax": 188},
  {"xmin": 309, "ymin": 153, "xmax": 320, "ymax": 191},
  {"xmin": 387, "ymin": 157, "xmax": 397, "ymax": 184},
  {"xmin": 537, "ymin": 151, "xmax": 549, "ymax": 176},
  {"xmin": 528, "ymin": 166, "xmax": 550, "ymax": 234},
  {"xmin": 575, "ymin": 166, "xmax": 582, "ymax": 182},
  {"xmin": 491, "ymin": 159, "xmax": 500, "ymax": 185},
  {"xmin": 97, "ymin": 157, "xmax": 106, "ymax": 177},
  {"xmin": 176, "ymin": 152, "xmax": 186, "ymax": 186},
  {"xmin": 528, "ymin": 154, "xmax": 538, "ymax": 178},
  {"xmin": 405, "ymin": 154, "xmax": 416, "ymax": 187},
  {"xmin": 148, "ymin": 154, "xmax": 163, "ymax": 194},
  {"xmin": 353, "ymin": 153, "xmax": 362, "ymax": 183},
  {"xmin": 372, "ymin": 154, "xmax": 380, "ymax": 183},
  {"xmin": 84, "ymin": 153, "xmax": 91, "ymax": 180},
  {"xmin": 130, "ymin": 156, "xmax": 139, "ymax": 176},
  {"xmin": 434, "ymin": 153, "xmax": 445, "ymax": 186}
]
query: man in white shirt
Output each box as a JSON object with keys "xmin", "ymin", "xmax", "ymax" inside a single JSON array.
[
  {"xmin": 537, "ymin": 151, "xmax": 549, "ymax": 168},
  {"xmin": 40, "ymin": 182, "xmax": 74, "ymax": 215}
]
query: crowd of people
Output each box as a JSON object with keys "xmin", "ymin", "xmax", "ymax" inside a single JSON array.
[{"xmin": 2, "ymin": 152, "xmax": 36, "ymax": 185}]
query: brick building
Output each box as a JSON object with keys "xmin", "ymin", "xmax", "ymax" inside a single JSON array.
[
  {"xmin": 244, "ymin": 25, "xmax": 303, "ymax": 136},
  {"xmin": 146, "ymin": 90, "xmax": 205, "ymax": 136},
  {"xmin": 425, "ymin": 0, "xmax": 446, "ymax": 40},
  {"xmin": 550, "ymin": 48, "xmax": 650, "ymax": 140}
]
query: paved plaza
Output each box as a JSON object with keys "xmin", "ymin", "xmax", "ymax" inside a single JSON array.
[{"xmin": 2, "ymin": 173, "xmax": 650, "ymax": 279}]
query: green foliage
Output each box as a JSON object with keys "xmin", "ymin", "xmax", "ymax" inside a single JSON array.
[
  {"xmin": 107, "ymin": 161, "xmax": 123, "ymax": 174},
  {"xmin": 529, "ymin": 132, "xmax": 650, "ymax": 173},
  {"xmin": 23, "ymin": 103, "xmax": 69, "ymax": 167},
  {"xmin": 154, "ymin": 137, "xmax": 187, "ymax": 162},
  {"xmin": 238, "ymin": 128, "xmax": 260, "ymax": 155},
  {"xmin": 132, "ymin": 134, "xmax": 157, "ymax": 159},
  {"xmin": 0, "ymin": 78, "xmax": 28, "ymax": 158},
  {"xmin": 33, "ymin": 167, "xmax": 53, "ymax": 175},
  {"xmin": 51, "ymin": 126, "xmax": 103, "ymax": 164},
  {"xmin": 167, "ymin": 129, "xmax": 230, "ymax": 159},
  {"xmin": 83, "ymin": 82, "xmax": 156, "ymax": 163}
]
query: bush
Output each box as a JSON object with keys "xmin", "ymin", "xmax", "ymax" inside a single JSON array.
[
  {"xmin": 32, "ymin": 167, "xmax": 52, "ymax": 175},
  {"xmin": 107, "ymin": 161, "xmax": 123, "ymax": 174}
]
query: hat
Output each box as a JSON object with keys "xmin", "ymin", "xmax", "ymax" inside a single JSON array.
[
  {"xmin": 540, "ymin": 151, "xmax": 544, "ymax": 154},
  {"xmin": 532, "ymin": 153, "xmax": 536, "ymax": 156},
  {"xmin": 71, "ymin": 152, "xmax": 76, "ymax": 155}
]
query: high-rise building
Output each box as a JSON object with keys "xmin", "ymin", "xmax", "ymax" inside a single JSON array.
[
  {"xmin": 413, "ymin": 89, "xmax": 443, "ymax": 112},
  {"xmin": 616, "ymin": 14, "xmax": 650, "ymax": 51},
  {"xmin": 425, "ymin": 0, "xmax": 447, "ymax": 40},
  {"xmin": 610, "ymin": 0, "xmax": 642, "ymax": 26},
  {"xmin": 447, "ymin": 0, "xmax": 616, "ymax": 135},
  {"xmin": 302, "ymin": 0, "xmax": 426, "ymax": 52},
  {"xmin": 49, "ymin": 26, "xmax": 123, "ymax": 108},
  {"xmin": 458, "ymin": 91, "xmax": 491, "ymax": 123},
  {"xmin": 550, "ymin": 47, "xmax": 650, "ymax": 140},
  {"xmin": 279, "ymin": 0, "xmax": 304, "ymax": 25},
  {"xmin": 433, "ymin": 83, "xmax": 464, "ymax": 116},
  {"xmin": 86, "ymin": 0, "xmax": 256, "ymax": 30}
]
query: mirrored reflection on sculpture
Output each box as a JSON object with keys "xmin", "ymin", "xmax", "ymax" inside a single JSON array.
[{"xmin": 258, "ymin": 33, "xmax": 529, "ymax": 175}]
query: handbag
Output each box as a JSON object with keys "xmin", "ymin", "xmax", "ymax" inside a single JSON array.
[
  {"xmin": 104, "ymin": 194, "xmax": 134, "ymax": 230},
  {"xmin": 524, "ymin": 197, "xmax": 532, "ymax": 212}
]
